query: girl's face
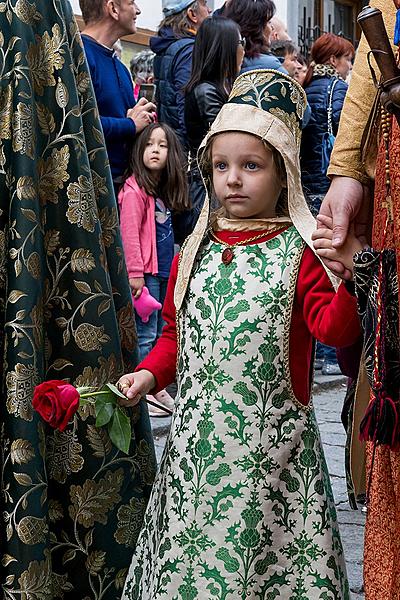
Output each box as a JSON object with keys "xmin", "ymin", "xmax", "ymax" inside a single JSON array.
[
  {"xmin": 211, "ymin": 132, "xmax": 284, "ymax": 220},
  {"xmin": 143, "ymin": 127, "xmax": 168, "ymax": 172}
]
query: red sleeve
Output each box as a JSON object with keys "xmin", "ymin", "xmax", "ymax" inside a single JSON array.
[
  {"xmin": 297, "ymin": 247, "xmax": 361, "ymax": 347},
  {"xmin": 118, "ymin": 180, "xmax": 145, "ymax": 279},
  {"xmin": 137, "ymin": 254, "xmax": 179, "ymax": 392}
]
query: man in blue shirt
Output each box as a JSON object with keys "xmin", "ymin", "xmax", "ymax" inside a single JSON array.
[{"xmin": 79, "ymin": 0, "xmax": 156, "ymax": 192}]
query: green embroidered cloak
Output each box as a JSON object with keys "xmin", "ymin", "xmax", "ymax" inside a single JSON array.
[{"xmin": 0, "ymin": 1, "xmax": 156, "ymax": 597}]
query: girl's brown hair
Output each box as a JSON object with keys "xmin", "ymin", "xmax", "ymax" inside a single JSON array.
[
  {"xmin": 125, "ymin": 122, "xmax": 190, "ymax": 212},
  {"xmin": 199, "ymin": 135, "xmax": 289, "ymax": 225}
]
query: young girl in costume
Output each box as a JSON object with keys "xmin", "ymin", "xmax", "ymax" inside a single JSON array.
[
  {"xmin": 118, "ymin": 70, "xmax": 361, "ymax": 599},
  {"xmin": 118, "ymin": 122, "xmax": 188, "ymax": 415}
]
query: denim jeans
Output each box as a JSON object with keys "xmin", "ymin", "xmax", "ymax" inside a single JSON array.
[
  {"xmin": 135, "ymin": 274, "xmax": 168, "ymax": 363},
  {"xmin": 316, "ymin": 341, "xmax": 337, "ymax": 365}
]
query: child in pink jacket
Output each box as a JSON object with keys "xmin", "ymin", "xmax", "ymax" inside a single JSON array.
[{"xmin": 118, "ymin": 123, "xmax": 189, "ymax": 415}]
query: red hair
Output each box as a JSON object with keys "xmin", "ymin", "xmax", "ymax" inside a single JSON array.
[{"xmin": 303, "ymin": 33, "xmax": 355, "ymax": 87}]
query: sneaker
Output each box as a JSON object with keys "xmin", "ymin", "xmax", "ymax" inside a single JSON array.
[
  {"xmin": 314, "ymin": 359, "xmax": 323, "ymax": 371},
  {"xmin": 146, "ymin": 394, "xmax": 169, "ymax": 418},
  {"xmin": 147, "ymin": 389, "xmax": 174, "ymax": 418},
  {"xmin": 321, "ymin": 362, "xmax": 342, "ymax": 376}
]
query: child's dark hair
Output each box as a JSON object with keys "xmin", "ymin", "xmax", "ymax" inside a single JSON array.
[
  {"xmin": 126, "ymin": 122, "xmax": 190, "ymax": 212},
  {"xmin": 199, "ymin": 136, "xmax": 289, "ymax": 222}
]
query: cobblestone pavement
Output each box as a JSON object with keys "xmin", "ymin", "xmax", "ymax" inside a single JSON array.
[
  {"xmin": 150, "ymin": 375, "xmax": 365, "ymax": 599},
  {"xmin": 313, "ymin": 378, "xmax": 365, "ymax": 600}
]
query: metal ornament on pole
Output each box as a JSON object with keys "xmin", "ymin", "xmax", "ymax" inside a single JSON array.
[{"xmin": 357, "ymin": 5, "xmax": 400, "ymax": 126}]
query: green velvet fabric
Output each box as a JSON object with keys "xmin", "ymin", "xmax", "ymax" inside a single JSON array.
[{"xmin": 0, "ymin": 1, "xmax": 156, "ymax": 597}]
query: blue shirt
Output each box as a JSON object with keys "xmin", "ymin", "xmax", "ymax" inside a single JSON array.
[
  {"xmin": 82, "ymin": 35, "xmax": 136, "ymax": 180},
  {"xmin": 155, "ymin": 199, "xmax": 174, "ymax": 278}
]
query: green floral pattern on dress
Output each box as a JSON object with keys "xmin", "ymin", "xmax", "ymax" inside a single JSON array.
[{"xmin": 122, "ymin": 227, "xmax": 350, "ymax": 600}]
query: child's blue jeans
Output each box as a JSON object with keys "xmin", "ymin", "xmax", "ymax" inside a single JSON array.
[{"xmin": 135, "ymin": 274, "xmax": 168, "ymax": 363}]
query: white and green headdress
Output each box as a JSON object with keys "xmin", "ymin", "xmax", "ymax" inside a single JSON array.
[{"xmin": 175, "ymin": 69, "xmax": 335, "ymax": 309}]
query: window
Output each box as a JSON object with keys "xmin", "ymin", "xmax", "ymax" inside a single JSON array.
[{"xmin": 298, "ymin": 0, "xmax": 368, "ymax": 55}]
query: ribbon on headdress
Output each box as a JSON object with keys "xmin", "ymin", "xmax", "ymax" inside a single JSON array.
[{"xmin": 393, "ymin": 0, "xmax": 400, "ymax": 45}]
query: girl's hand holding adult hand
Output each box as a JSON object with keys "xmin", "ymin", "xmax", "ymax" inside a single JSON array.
[
  {"xmin": 129, "ymin": 277, "xmax": 145, "ymax": 299},
  {"xmin": 117, "ymin": 370, "xmax": 156, "ymax": 407},
  {"xmin": 312, "ymin": 215, "xmax": 363, "ymax": 279}
]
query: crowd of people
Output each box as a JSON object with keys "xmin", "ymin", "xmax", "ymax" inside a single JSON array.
[{"xmin": 0, "ymin": 0, "xmax": 399, "ymax": 598}]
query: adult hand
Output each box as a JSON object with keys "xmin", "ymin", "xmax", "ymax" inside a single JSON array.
[
  {"xmin": 129, "ymin": 277, "xmax": 145, "ymax": 299},
  {"xmin": 117, "ymin": 370, "xmax": 156, "ymax": 407},
  {"xmin": 127, "ymin": 97, "xmax": 156, "ymax": 133},
  {"xmin": 317, "ymin": 176, "xmax": 370, "ymax": 279}
]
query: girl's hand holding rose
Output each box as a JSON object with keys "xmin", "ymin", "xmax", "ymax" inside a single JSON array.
[{"xmin": 117, "ymin": 370, "xmax": 156, "ymax": 407}]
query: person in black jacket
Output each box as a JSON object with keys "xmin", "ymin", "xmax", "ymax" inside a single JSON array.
[
  {"xmin": 150, "ymin": 0, "xmax": 211, "ymax": 150},
  {"xmin": 178, "ymin": 16, "xmax": 244, "ymax": 242},
  {"xmin": 300, "ymin": 32, "xmax": 355, "ymax": 375}
]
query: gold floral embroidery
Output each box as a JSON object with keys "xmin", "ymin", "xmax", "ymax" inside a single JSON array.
[
  {"xmin": 269, "ymin": 107, "xmax": 301, "ymax": 147},
  {"xmin": 17, "ymin": 516, "xmax": 48, "ymax": 545},
  {"xmin": 76, "ymin": 71, "xmax": 91, "ymax": 95},
  {"xmin": 68, "ymin": 468, "xmax": 124, "ymax": 527},
  {"xmin": 73, "ymin": 323, "xmax": 110, "ymax": 352},
  {"xmin": 99, "ymin": 205, "xmax": 119, "ymax": 248},
  {"xmin": 118, "ymin": 303, "xmax": 137, "ymax": 351},
  {"xmin": 38, "ymin": 145, "xmax": 70, "ymax": 204},
  {"xmin": 27, "ymin": 24, "xmax": 64, "ymax": 95},
  {"xmin": 6, "ymin": 363, "xmax": 39, "ymax": 421},
  {"xmin": 86, "ymin": 550, "xmax": 106, "ymax": 575},
  {"xmin": 16, "ymin": 176, "xmax": 36, "ymax": 200},
  {"xmin": 0, "ymin": 85, "xmax": 12, "ymax": 140},
  {"xmin": 229, "ymin": 71, "xmax": 275, "ymax": 101},
  {"xmin": 14, "ymin": 0, "xmax": 42, "ymax": 25},
  {"xmin": 26, "ymin": 252, "xmax": 41, "ymax": 279},
  {"xmin": 115, "ymin": 497, "xmax": 147, "ymax": 547},
  {"xmin": 10, "ymin": 439, "xmax": 35, "ymax": 465},
  {"xmin": 48, "ymin": 499, "xmax": 64, "ymax": 522},
  {"xmin": 12, "ymin": 102, "xmax": 36, "ymax": 159},
  {"xmin": 18, "ymin": 550, "xmax": 52, "ymax": 598},
  {"xmin": 46, "ymin": 429, "xmax": 84, "ymax": 484},
  {"xmin": 70, "ymin": 248, "xmax": 96, "ymax": 273},
  {"xmin": 30, "ymin": 303, "xmax": 44, "ymax": 347},
  {"xmin": 67, "ymin": 175, "xmax": 98, "ymax": 232}
]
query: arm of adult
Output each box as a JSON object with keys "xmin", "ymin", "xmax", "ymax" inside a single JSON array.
[
  {"xmin": 195, "ymin": 83, "xmax": 225, "ymax": 128},
  {"xmin": 173, "ymin": 42, "xmax": 194, "ymax": 147},
  {"xmin": 322, "ymin": 0, "xmax": 396, "ymax": 254},
  {"xmin": 100, "ymin": 114, "xmax": 136, "ymax": 142}
]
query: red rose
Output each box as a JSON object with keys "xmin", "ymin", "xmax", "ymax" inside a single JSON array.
[{"xmin": 32, "ymin": 380, "xmax": 80, "ymax": 431}]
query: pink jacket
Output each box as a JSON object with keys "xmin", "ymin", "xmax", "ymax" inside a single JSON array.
[{"xmin": 118, "ymin": 175, "xmax": 158, "ymax": 279}]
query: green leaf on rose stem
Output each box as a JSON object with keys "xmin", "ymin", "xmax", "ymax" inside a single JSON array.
[
  {"xmin": 95, "ymin": 402, "xmax": 114, "ymax": 427},
  {"xmin": 106, "ymin": 382, "xmax": 128, "ymax": 400},
  {"xmin": 108, "ymin": 408, "xmax": 131, "ymax": 455},
  {"xmin": 95, "ymin": 387, "xmax": 118, "ymax": 405}
]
